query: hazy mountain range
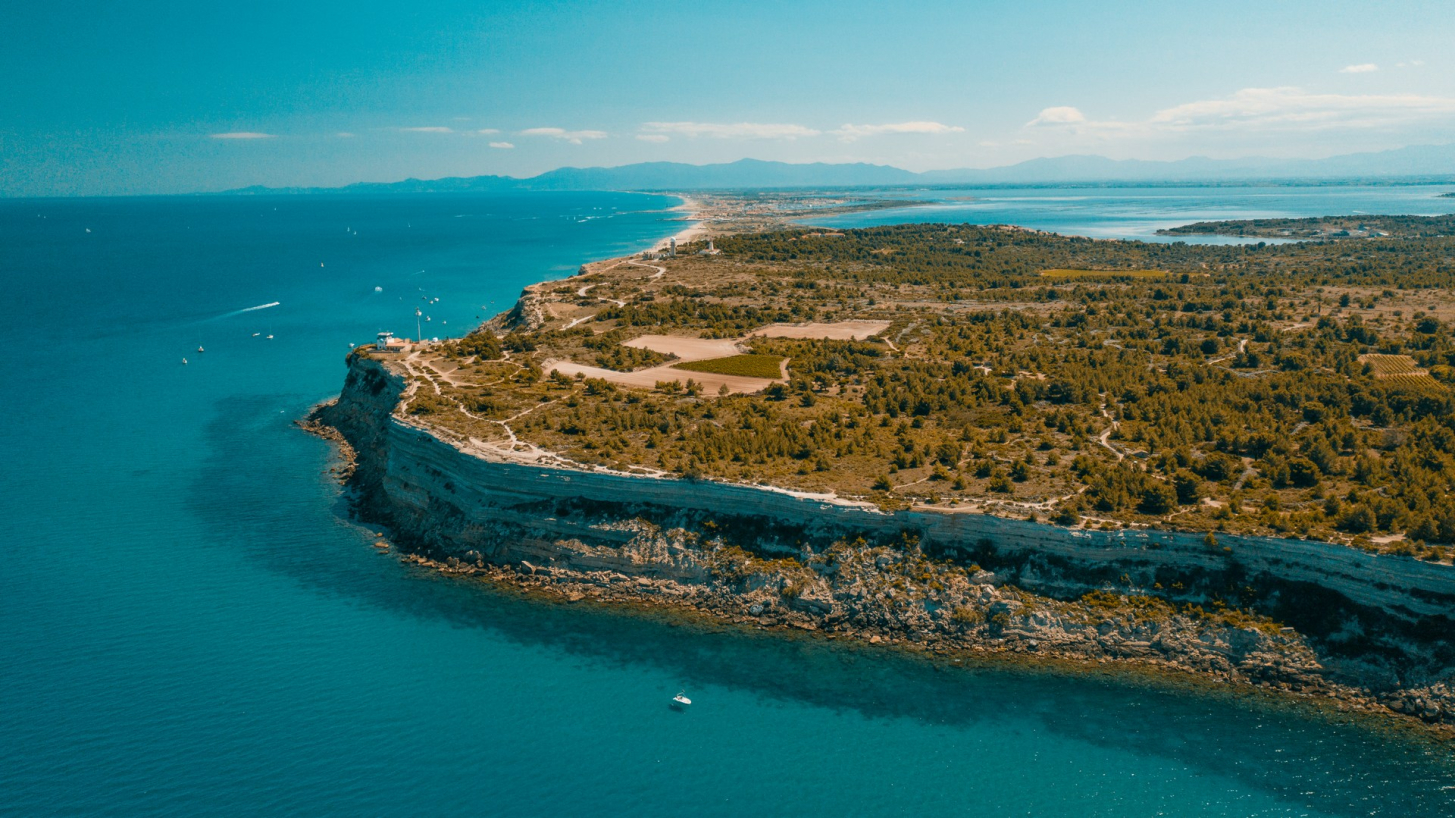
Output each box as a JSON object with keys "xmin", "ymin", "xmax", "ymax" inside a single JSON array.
[{"xmin": 225, "ymin": 143, "xmax": 1455, "ymax": 195}]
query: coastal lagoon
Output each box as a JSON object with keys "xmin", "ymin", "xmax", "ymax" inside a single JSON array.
[
  {"xmin": 805, "ymin": 183, "xmax": 1455, "ymax": 243},
  {"xmin": 3, "ymin": 189, "xmax": 1454, "ymax": 816}
]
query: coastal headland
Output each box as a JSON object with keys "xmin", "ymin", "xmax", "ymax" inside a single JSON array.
[{"xmin": 309, "ymin": 195, "xmax": 1455, "ymax": 732}]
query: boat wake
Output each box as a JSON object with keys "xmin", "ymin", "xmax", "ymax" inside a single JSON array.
[{"xmin": 188, "ymin": 301, "xmax": 282, "ymax": 325}]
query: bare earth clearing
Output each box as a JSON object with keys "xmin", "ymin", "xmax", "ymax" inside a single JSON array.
[{"xmin": 546, "ymin": 322, "xmax": 884, "ymax": 394}]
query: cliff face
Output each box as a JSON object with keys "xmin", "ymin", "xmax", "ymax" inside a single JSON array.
[{"xmin": 317, "ymin": 353, "xmax": 1455, "ymax": 726}]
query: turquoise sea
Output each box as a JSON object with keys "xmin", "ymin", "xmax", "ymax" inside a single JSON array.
[{"xmin": 3, "ymin": 189, "xmax": 1454, "ymax": 817}]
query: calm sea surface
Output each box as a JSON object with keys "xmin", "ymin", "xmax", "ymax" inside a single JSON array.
[
  {"xmin": 3, "ymin": 189, "xmax": 1454, "ymax": 817},
  {"xmin": 807, "ymin": 183, "xmax": 1455, "ymax": 244}
]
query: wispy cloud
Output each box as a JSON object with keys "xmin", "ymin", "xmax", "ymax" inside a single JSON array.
[
  {"xmin": 1026, "ymin": 87, "xmax": 1455, "ymax": 136},
  {"xmin": 476, "ymin": 128, "xmax": 500, "ymax": 135},
  {"xmin": 640, "ymin": 121, "xmax": 820, "ymax": 139},
  {"xmin": 210, "ymin": 132, "xmax": 275, "ymax": 139},
  {"xmin": 1149, "ymin": 87, "xmax": 1455, "ymax": 129},
  {"xmin": 520, "ymin": 127, "xmax": 608, "ymax": 144},
  {"xmin": 1340, "ymin": 63, "xmax": 1379, "ymax": 74},
  {"xmin": 401, "ymin": 126, "xmax": 453, "ymax": 133},
  {"xmin": 1396, "ymin": 60, "xmax": 1426, "ymax": 68},
  {"xmin": 831, "ymin": 121, "xmax": 964, "ymax": 141},
  {"xmin": 637, "ymin": 134, "xmax": 670, "ymax": 143},
  {"xmin": 488, "ymin": 141, "xmax": 514, "ymax": 149},
  {"xmin": 1026, "ymin": 107, "xmax": 1087, "ymax": 127}
]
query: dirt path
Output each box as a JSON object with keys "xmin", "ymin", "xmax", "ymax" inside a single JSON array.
[
  {"xmin": 1097, "ymin": 400, "xmax": 1126, "ymax": 462},
  {"xmin": 625, "ymin": 259, "xmax": 667, "ymax": 279}
]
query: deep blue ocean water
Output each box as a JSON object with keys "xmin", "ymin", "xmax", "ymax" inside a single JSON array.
[{"xmin": 3, "ymin": 189, "xmax": 1454, "ymax": 817}]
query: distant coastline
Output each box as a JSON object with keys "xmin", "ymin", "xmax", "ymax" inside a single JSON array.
[{"xmin": 207, "ymin": 143, "xmax": 1455, "ymax": 198}]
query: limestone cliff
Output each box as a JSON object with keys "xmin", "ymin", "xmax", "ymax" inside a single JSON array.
[{"xmin": 314, "ymin": 352, "xmax": 1455, "ymax": 728}]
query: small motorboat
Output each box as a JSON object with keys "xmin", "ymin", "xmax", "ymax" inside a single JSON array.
[
  {"xmin": 182, "ymin": 357, "xmax": 188, "ymax": 365},
  {"xmin": 197, "ymin": 345, "xmax": 204, "ymax": 353},
  {"xmin": 670, "ymin": 691, "xmax": 691, "ymax": 711}
]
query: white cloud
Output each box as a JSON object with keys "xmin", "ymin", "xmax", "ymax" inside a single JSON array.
[
  {"xmin": 488, "ymin": 141, "xmax": 514, "ymax": 149},
  {"xmin": 640, "ymin": 121, "xmax": 820, "ymax": 139},
  {"xmin": 520, "ymin": 127, "xmax": 608, "ymax": 144},
  {"xmin": 1396, "ymin": 60, "xmax": 1426, "ymax": 68},
  {"xmin": 637, "ymin": 134, "xmax": 670, "ymax": 143},
  {"xmin": 1025, "ymin": 87, "xmax": 1455, "ymax": 137},
  {"xmin": 401, "ymin": 126, "xmax": 453, "ymax": 133},
  {"xmin": 1026, "ymin": 107, "xmax": 1087, "ymax": 127},
  {"xmin": 1340, "ymin": 63, "xmax": 1379, "ymax": 74},
  {"xmin": 476, "ymin": 128, "xmax": 500, "ymax": 134},
  {"xmin": 831, "ymin": 121, "xmax": 964, "ymax": 141},
  {"xmin": 210, "ymin": 132, "xmax": 275, "ymax": 139},
  {"xmin": 1148, "ymin": 86, "xmax": 1455, "ymax": 130}
]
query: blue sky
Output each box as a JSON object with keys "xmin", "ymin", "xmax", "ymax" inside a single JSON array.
[{"xmin": 3, "ymin": 0, "xmax": 1454, "ymax": 195}]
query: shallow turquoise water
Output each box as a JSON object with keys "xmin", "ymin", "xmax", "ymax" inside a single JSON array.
[
  {"xmin": 2, "ymin": 191, "xmax": 1453, "ymax": 816},
  {"xmin": 806, "ymin": 184, "xmax": 1455, "ymax": 243}
]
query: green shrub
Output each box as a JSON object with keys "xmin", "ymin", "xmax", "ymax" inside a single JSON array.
[{"xmin": 673, "ymin": 354, "xmax": 786, "ymax": 379}]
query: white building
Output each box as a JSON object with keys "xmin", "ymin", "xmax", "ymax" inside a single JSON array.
[{"xmin": 375, "ymin": 331, "xmax": 408, "ymax": 353}]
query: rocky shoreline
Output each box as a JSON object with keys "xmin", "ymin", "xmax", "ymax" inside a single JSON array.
[
  {"xmin": 406, "ymin": 551, "xmax": 1455, "ymax": 740},
  {"xmin": 296, "ymin": 420, "xmax": 1453, "ymax": 740},
  {"xmin": 303, "ymin": 356, "xmax": 1455, "ymax": 734}
]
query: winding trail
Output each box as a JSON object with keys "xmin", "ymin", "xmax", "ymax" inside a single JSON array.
[
  {"xmin": 625, "ymin": 258, "xmax": 667, "ymax": 279},
  {"xmin": 1096, "ymin": 400, "xmax": 1126, "ymax": 462}
]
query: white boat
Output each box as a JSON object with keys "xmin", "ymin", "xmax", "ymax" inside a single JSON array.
[
  {"xmin": 197, "ymin": 345, "xmax": 204, "ymax": 353},
  {"xmin": 182, "ymin": 357, "xmax": 188, "ymax": 365},
  {"xmin": 670, "ymin": 691, "xmax": 691, "ymax": 710}
]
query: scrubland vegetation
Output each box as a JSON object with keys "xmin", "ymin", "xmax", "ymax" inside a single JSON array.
[{"xmin": 397, "ymin": 221, "xmax": 1455, "ymax": 559}]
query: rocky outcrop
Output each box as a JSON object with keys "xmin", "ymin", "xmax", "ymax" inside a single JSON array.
[{"xmin": 313, "ymin": 352, "xmax": 1455, "ymax": 729}]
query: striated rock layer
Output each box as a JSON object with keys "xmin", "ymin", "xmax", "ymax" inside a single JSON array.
[{"xmin": 315, "ymin": 353, "xmax": 1455, "ymax": 729}]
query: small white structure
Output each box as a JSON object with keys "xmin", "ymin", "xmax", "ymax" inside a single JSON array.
[
  {"xmin": 375, "ymin": 331, "xmax": 408, "ymax": 353},
  {"xmin": 698, "ymin": 239, "xmax": 721, "ymax": 256},
  {"xmin": 668, "ymin": 237, "xmax": 677, "ymax": 258}
]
